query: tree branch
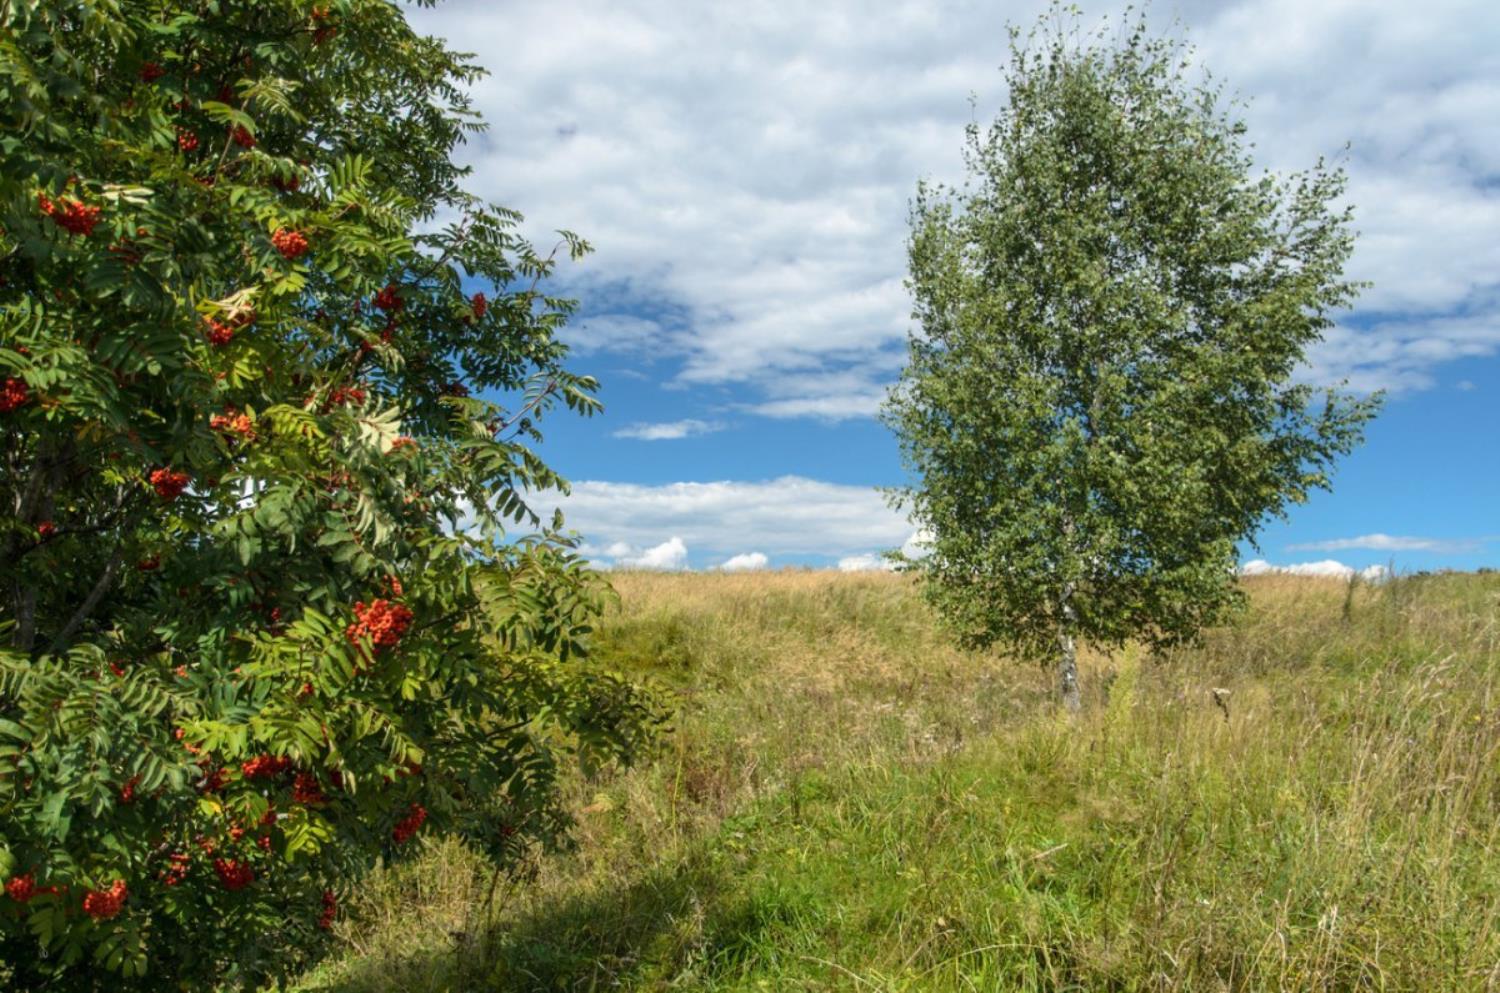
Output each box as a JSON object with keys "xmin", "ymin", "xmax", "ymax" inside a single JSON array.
[{"xmin": 49, "ymin": 541, "xmax": 126, "ymax": 655}]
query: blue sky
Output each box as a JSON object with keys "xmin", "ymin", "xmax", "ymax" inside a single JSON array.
[{"xmin": 413, "ymin": 0, "xmax": 1500, "ymax": 574}]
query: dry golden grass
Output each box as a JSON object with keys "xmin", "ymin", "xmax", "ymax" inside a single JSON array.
[{"xmin": 300, "ymin": 569, "xmax": 1500, "ymax": 993}]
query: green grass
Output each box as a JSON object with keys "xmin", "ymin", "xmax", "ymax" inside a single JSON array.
[{"xmin": 296, "ymin": 571, "xmax": 1500, "ymax": 992}]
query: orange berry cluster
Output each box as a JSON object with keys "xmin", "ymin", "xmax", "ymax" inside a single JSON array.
[
  {"xmin": 471, "ymin": 291, "xmax": 487, "ymax": 318},
  {"xmin": 82, "ymin": 879, "xmax": 127, "ymax": 920},
  {"xmin": 392, "ymin": 803, "xmax": 427, "ymax": 843},
  {"xmin": 328, "ymin": 385, "xmax": 366, "ymax": 406},
  {"xmin": 210, "ymin": 408, "xmax": 255, "ymax": 439},
  {"xmin": 271, "ymin": 227, "xmax": 308, "ymax": 260},
  {"xmin": 38, "ymin": 193, "xmax": 102, "ymax": 236},
  {"xmin": 160, "ymin": 853, "xmax": 191, "ymax": 887},
  {"xmin": 241, "ymin": 754, "xmax": 292, "ymax": 779},
  {"xmin": 150, "ymin": 468, "xmax": 190, "ymax": 501},
  {"xmin": 35, "ymin": 520, "xmax": 55, "ymax": 539},
  {"xmin": 346, "ymin": 598, "xmax": 414, "ymax": 648},
  {"xmin": 231, "ymin": 125, "xmax": 256, "ymax": 149},
  {"xmin": 0, "ymin": 377, "xmax": 28, "ymax": 412},
  {"xmin": 312, "ymin": 6, "xmax": 337, "ymax": 46}
]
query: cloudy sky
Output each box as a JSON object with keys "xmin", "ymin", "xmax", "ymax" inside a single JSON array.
[{"xmin": 411, "ymin": 0, "xmax": 1499, "ymax": 574}]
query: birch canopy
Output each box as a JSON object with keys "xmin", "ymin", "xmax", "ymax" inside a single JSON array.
[{"xmin": 883, "ymin": 10, "xmax": 1379, "ymax": 708}]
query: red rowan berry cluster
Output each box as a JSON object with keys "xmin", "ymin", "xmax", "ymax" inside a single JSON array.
[
  {"xmin": 5, "ymin": 873, "xmax": 35, "ymax": 903},
  {"xmin": 177, "ymin": 128, "xmax": 199, "ymax": 152},
  {"xmin": 210, "ymin": 408, "xmax": 255, "ymax": 439},
  {"xmin": 372, "ymin": 284, "xmax": 403, "ymax": 312},
  {"xmin": 213, "ymin": 859, "xmax": 254, "ymax": 891},
  {"xmin": 107, "ymin": 237, "xmax": 144, "ymax": 266},
  {"xmin": 0, "ymin": 377, "xmax": 29, "ymax": 412},
  {"xmin": 471, "ymin": 291, "xmax": 487, "ymax": 318},
  {"xmin": 35, "ymin": 521, "xmax": 55, "ymax": 539},
  {"xmin": 82, "ymin": 880, "xmax": 127, "ymax": 920},
  {"xmin": 318, "ymin": 889, "xmax": 337, "ymax": 929},
  {"xmin": 38, "ymin": 192, "xmax": 102, "ymax": 236},
  {"xmin": 118, "ymin": 775, "xmax": 140, "ymax": 806},
  {"xmin": 240, "ymin": 754, "xmax": 292, "ymax": 780},
  {"xmin": 311, "ymin": 5, "xmax": 338, "ymax": 41},
  {"xmin": 137, "ymin": 554, "xmax": 161, "ymax": 571},
  {"xmin": 392, "ymin": 803, "xmax": 427, "ymax": 843},
  {"xmin": 198, "ymin": 765, "xmax": 229, "ymax": 793},
  {"xmin": 139, "ymin": 62, "xmax": 166, "ymax": 83},
  {"xmin": 150, "ymin": 468, "xmax": 190, "ymax": 501},
  {"xmin": 292, "ymin": 772, "xmax": 326, "ymax": 805},
  {"xmin": 388, "ymin": 436, "xmax": 417, "ymax": 453},
  {"xmin": 346, "ymin": 598, "xmax": 414, "ymax": 648},
  {"xmin": 231, "ymin": 125, "xmax": 256, "ymax": 148},
  {"xmin": 204, "ymin": 317, "xmax": 234, "ymax": 346},
  {"xmin": 159, "ymin": 853, "xmax": 190, "ymax": 887},
  {"xmin": 108, "ymin": 660, "xmax": 127, "ymax": 678},
  {"xmin": 271, "ymin": 227, "xmax": 309, "ymax": 260},
  {"xmin": 328, "ymin": 385, "xmax": 367, "ymax": 406}
]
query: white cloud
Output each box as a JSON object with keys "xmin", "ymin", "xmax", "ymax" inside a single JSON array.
[
  {"xmin": 617, "ymin": 536, "xmax": 689, "ymax": 570},
  {"xmin": 411, "ymin": 0, "xmax": 1500, "ymax": 415},
  {"xmin": 612, "ymin": 419, "xmax": 724, "ymax": 441},
  {"xmin": 718, "ymin": 551, "xmax": 769, "ymax": 572},
  {"xmin": 899, "ymin": 529, "xmax": 933, "ymax": 560},
  {"xmin": 535, "ymin": 476, "xmax": 911, "ymax": 565},
  {"xmin": 837, "ymin": 553, "xmax": 893, "ymax": 573},
  {"xmin": 1241, "ymin": 559, "xmax": 1389, "ymax": 581},
  {"xmin": 1287, "ymin": 533, "xmax": 1483, "ymax": 554}
]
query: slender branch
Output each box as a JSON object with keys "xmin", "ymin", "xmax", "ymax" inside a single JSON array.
[
  {"xmin": 495, "ymin": 380, "xmax": 556, "ymax": 442},
  {"xmin": 49, "ymin": 544, "xmax": 126, "ymax": 655}
]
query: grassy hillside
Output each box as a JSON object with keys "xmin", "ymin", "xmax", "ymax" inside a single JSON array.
[{"xmin": 298, "ymin": 571, "xmax": 1500, "ymax": 992}]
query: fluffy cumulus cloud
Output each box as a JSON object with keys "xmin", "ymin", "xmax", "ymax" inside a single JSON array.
[
  {"xmin": 607, "ymin": 536, "xmax": 689, "ymax": 571},
  {"xmin": 539, "ymin": 476, "xmax": 912, "ymax": 568},
  {"xmin": 612, "ymin": 419, "xmax": 724, "ymax": 441},
  {"xmin": 1287, "ymin": 533, "xmax": 1486, "ymax": 554},
  {"xmin": 410, "ymin": 0, "xmax": 1500, "ymax": 416},
  {"xmin": 836, "ymin": 552, "xmax": 892, "ymax": 573},
  {"xmin": 718, "ymin": 552, "xmax": 769, "ymax": 572},
  {"xmin": 1241, "ymin": 559, "xmax": 1389, "ymax": 581}
]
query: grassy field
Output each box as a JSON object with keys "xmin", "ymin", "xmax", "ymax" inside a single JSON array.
[{"xmin": 297, "ymin": 570, "xmax": 1500, "ymax": 992}]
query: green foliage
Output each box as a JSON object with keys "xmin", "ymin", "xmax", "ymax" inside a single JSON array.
[
  {"xmin": 882, "ymin": 8, "xmax": 1380, "ymax": 694},
  {"xmin": 0, "ymin": 1, "xmax": 662, "ymax": 988}
]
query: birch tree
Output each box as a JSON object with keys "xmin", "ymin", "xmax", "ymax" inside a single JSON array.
[{"xmin": 884, "ymin": 11, "xmax": 1378, "ymax": 709}]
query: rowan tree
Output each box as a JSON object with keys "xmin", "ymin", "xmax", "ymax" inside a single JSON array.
[
  {"xmin": 884, "ymin": 11, "xmax": 1379, "ymax": 709},
  {"xmin": 0, "ymin": 1, "xmax": 661, "ymax": 987}
]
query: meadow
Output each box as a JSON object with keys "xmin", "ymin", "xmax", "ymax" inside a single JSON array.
[{"xmin": 298, "ymin": 570, "xmax": 1500, "ymax": 992}]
